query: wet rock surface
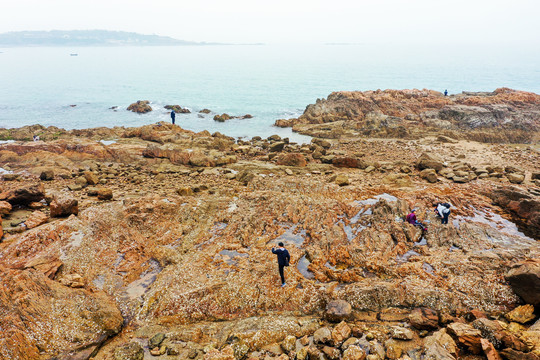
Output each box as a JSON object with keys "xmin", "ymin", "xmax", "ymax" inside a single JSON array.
[{"xmin": 0, "ymin": 90, "xmax": 539, "ymax": 359}]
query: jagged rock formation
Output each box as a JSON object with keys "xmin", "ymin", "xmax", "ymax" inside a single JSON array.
[{"xmin": 275, "ymin": 88, "xmax": 540, "ymax": 143}]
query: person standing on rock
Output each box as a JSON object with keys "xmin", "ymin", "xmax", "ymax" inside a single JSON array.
[
  {"xmin": 170, "ymin": 110, "xmax": 176, "ymax": 125},
  {"xmin": 272, "ymin": 242, "xmax": 290, "ymax": 287},
  {"xmin": 444, "ymin": 89, "xmax": 448, "ymax": 96}
]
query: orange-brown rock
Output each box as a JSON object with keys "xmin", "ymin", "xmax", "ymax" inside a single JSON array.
[
  {"xmin": 506, "ymin": 305, "xmax": 536, "ymax": 324},
  {"xmin": 489, "ymin": 187, "xmax": 540, "ymax": 240},
  {"xmin": 0, "ymin": 200, "xmax": 11, "ymax": 215},
  {"xmin": 50, "ymin": 194, "xmax": 78, "ymax": 217},
  {"xmin": 275, "ymin": 88, "xmax": 540, "ymax": 142},
  {"xmin": 410, "ymin": 308, "xmax": 439, "ymax": 330},
  {"xmin": 500, "ymin": 348, "xmax": 540, "ymax": 360},
  {"xmin": 481, "ymin": 339, "xmax": 503, "ymax": 360},
  {"xmin": 84, "ymin": 171, "xmax": 99, "ymax": 185},
  {"xmin": 507, "ymin": 260, "xmax": 540, "ymax": 305},
  {"xmin": 24, "ymin": 210, "xmax": 48, "ymax": 229},
  {"xmin": 0, "ymin": 183, "xmax": 45, "ymax": 205},
  {"xmin": 332, "ymin": 157, "xmax": 367, "ymax": 169},
  {"xmin": 275, "ymin": 153, "xmax": 307, "ymax": 167},
  {"xmin": 447, "ymin": 322, "xmax": 483, "ymax": 354},
  {"xmin": 97, "ymin": 188, "xmax": 113, "ymax": 200},
  {"xmin": 0, "ymin": 266, "xmax": 123, "ymax": 360},
  {"xmin": 331, "ymin": 321, "xmax": 352, "ymax": 346},
  {"xmin": 127, "ymin": 100, "xmax": 152, "ymax": 113}
]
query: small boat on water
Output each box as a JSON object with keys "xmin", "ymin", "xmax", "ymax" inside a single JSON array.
[{"xmin": 70, "ymin": 53, "xmax": 78, "ymax": 56}]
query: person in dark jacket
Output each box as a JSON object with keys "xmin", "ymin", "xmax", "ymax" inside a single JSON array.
[
  {"xmin": 170, "ymin": 110, "xmax": 176, "ymax": 125},
  {"xmin": 441, "ymin": 203, "xmax": 451, "ymax": 224},
  {"xmin": 272, "ymin": 242, "xmax": 290, "ymax": 287}
]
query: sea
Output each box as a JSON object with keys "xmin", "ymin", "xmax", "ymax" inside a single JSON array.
[{"xmin": 1, "ymin": 44, "xmax": 539, "ymax": 143}]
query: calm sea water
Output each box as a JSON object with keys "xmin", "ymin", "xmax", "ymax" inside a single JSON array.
[{"xmin": 1, "ymin": 44, "xmax": 539, "ymax": 143}]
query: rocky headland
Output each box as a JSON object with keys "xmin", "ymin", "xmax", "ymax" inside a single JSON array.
[
  {"xmin": 275, "ymin": 88, "xmax": 540, "ymax": 144},
  {"xmin": 1, "ymin": 88, "xmax": 540, "ymax": 360}
]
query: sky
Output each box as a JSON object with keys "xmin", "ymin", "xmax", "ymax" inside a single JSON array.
[{"xmin": 1, "ymin": 0, "xmax": 539, "ymax": 45}]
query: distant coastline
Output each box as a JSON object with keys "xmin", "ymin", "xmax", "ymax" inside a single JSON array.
[{"xmin": 0, "ymin": 30, "xmax": 260, "ymax": 47}]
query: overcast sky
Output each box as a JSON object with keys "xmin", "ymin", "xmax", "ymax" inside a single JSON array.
[{"xmin": 1, "ymin": 0, "xmax": 539, "ymax": 45}]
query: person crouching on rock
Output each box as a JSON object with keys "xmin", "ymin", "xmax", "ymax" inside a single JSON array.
[
  {"xmin": 434, "ymin": 202, "xmax": 451, "ymax": 224},
  {"xmin": 440, "ymin": 203, "xmax": 451, "ymax": 224},
  {"xmin": 406, "ymin": 209, "xmax": 427, "ymax": 232},
  {"xmin": 272, "ymin": 242, "xmax": 290, "ymax": 287}
]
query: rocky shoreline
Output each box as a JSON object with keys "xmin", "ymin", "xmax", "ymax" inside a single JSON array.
[{"xmin": 0, "ymin": 88, "xmax": 540, "ymax": 360}]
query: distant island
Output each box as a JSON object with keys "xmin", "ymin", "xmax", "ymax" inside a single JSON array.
[{"xmin": 0, "ymin": 30, "xmax": 225, "ymax": 47}]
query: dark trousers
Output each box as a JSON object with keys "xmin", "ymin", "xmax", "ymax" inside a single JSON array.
[
  {"xmin": 442, "ymin": 214, "xmax": 449, "ymax": 224},
  {"xmin": 171, "ymin": 118, "xmax": 175, "ymax": 125},
  {"xmin": 279, "ymin": 265, "xmax": 285, "ymax": 284}
]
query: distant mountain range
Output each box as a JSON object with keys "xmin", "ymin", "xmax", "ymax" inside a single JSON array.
[{"xmin": 0, "ymin": 30, "xmax": 223, "ymax": 46}]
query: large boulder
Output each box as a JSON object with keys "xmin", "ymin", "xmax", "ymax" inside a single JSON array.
[
  {"xmin": 446, "ymin": 322, "xmax": 482, "ymax": 354},
  {"xmin": 40, "ymin": 169, "xmax": 54, "ymax": 181},
  {"xmin": 332, "ymin": 157, "xmax": 367, "ymax": 169},
  {"xmin": 423, "ymin": 329, "xmax": 458, "ymax": 360},
  {"xmin": 334, "ymin": 174, "xmax": 350, "ymax": 186},
  {"xmin": 127, "ymin": 100, "xmax": 152, "ymax": 113},
  {"xmin": 165, "ymin": 105, "xmax": 190, "ymax": 113},
  {"xmin": 213, "ymin": 113, "xmax": 231, "ymax": 122},
  {"xmin": 331, "ymin": 321, "xmax": 352, "ymax": 346},
  {"xmin": 97, "ymin": 188, "xmax": 113, "ymax": 201},
  {"xmin": 325, "ymin": 300, "xmax": 352, "ymax": 322},
  {"xmin": 505, "ymin": 304, "xmax": 536, "ymax": 324},
  {"xmin": 84, "ymin": 171, "xmax": 99, "ymax": 185},
  {"xmin": 409, "ymin": 308, "xmax": 439, "ymax": 330},
  {"xmin": 506, "ymin": 173, "xmax": 525, "ymax": 184},
  {"xmin": 276, "ymin": 153, "xmax": 307, "ymax": 167},
  {"xmin": 342, "ymin": 345, "xmax": 366, "ymax": 360},
  {"xmin": 420, "ymin": 169, "xmax": 438, "ymax": 183},
  {"xmin": 50, "ymin": 194, "xmax": 79, "ymax": 217},
  {"xmin": 313, "ymin": 326, "xmax": 332, "ymax": 345},
  {"xmin": 416, "ymin": 153, "xmax": 444, "ymax": 172},
  {"xmin": 506, "ymin": 260, "xmax": 540, "ymax": 305},
  {"xmin": 0, "ymin": 201, "xmax": 12, "ymax": 216},
  {"xmin": 269, "ymin": 142, "xmax": 286, "ymax": 152},
  {"xmin": 0, "ymin": 183, "xmax": 45, "ymax": 205}
]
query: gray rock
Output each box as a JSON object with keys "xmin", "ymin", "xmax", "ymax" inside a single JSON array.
[{"xmin": 149, "ymin": 333, "xmax": 166, "ymax": 348}]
